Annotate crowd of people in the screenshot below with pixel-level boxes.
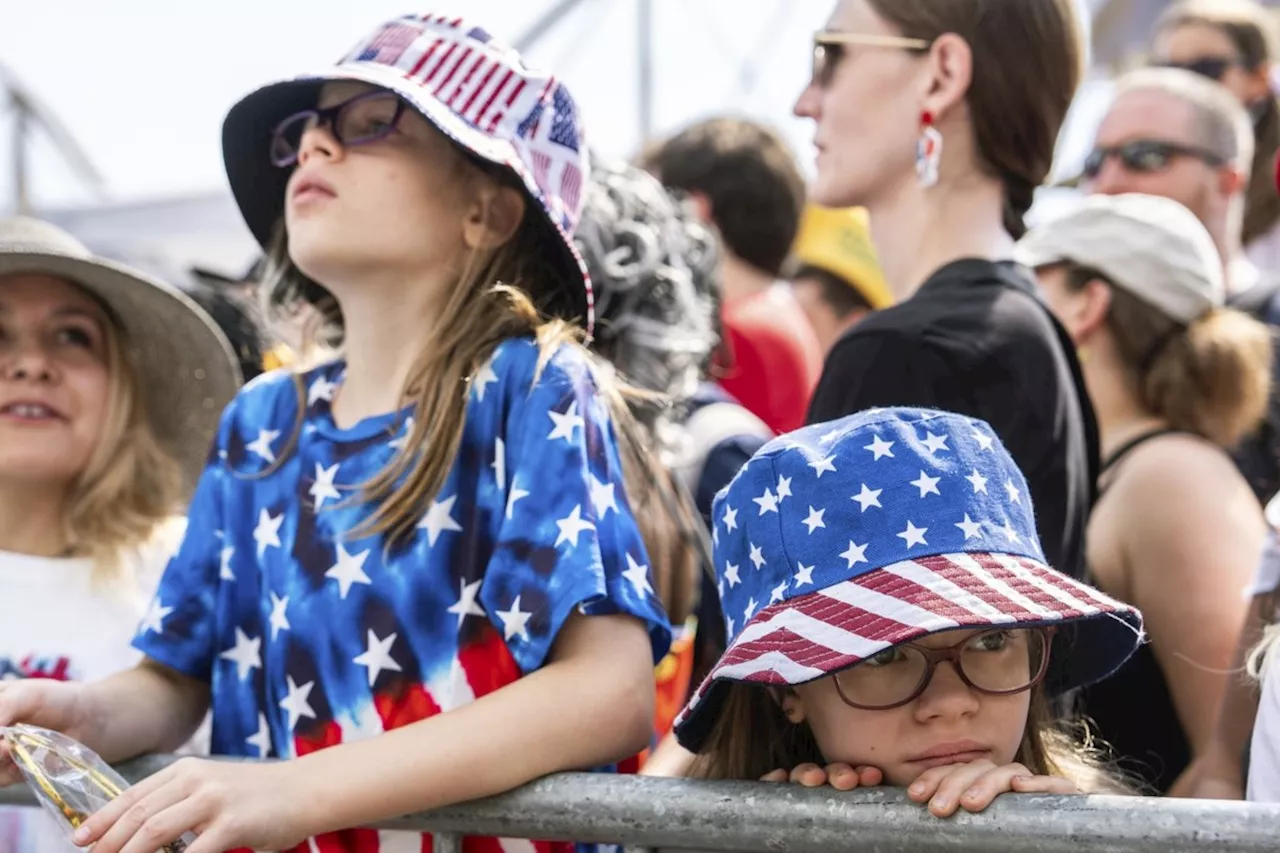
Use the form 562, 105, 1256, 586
3, 0, 1280, 851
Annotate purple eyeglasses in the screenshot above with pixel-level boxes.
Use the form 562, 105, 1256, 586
270, 90, 408, 168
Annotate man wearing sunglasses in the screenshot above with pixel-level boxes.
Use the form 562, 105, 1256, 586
1083, 66, 1280, 507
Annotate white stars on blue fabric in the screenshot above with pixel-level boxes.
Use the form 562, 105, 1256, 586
555, 504, 595, 548
624, 554, 654, 597
246, 429, 280, 464
802, 506, 826, 534
920, 432, 949, 455
472, 357, 499, 402
219, 546, 236, 582
130, 339, 670, 770
547, 401, 584, 443
447, 578, 485, 628
707, 408, 1043, 642
219, 628, 262, 681
309, 462, 341, 511
853, 484, 883, 512
865, 435, 895, 460
956, 514, 983, 541
910, 471, 941, 498
325, 544, 373, 599
841, 540, 869, 568
753, 489, 779, 516
353, 630, 402, 687
897, 521, 929, 549
139, 598, 173, 636
809, 455, 837, 478
590, 475, 619, 518
419, 494, 464, 546
253, 508, 284, 557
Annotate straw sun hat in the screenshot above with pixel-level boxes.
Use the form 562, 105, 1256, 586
0, 216, 242, 492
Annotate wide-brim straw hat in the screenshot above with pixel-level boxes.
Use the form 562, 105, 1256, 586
0, 216, 242, 493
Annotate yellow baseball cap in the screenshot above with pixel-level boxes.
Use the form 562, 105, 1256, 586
791, 206, 892, 310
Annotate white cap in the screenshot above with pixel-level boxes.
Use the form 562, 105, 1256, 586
1015, 193, 1224, 324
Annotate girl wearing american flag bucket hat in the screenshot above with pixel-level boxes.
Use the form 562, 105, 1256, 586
0, 13, 672, 853
672, 407, 1144, 814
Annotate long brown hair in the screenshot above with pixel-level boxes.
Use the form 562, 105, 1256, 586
259, 159, 684, 606
1065, 264, 1272, 448
1155, 0, 1280, 246
866, 0, 1084, 239
64, 309, 185, 585
688, 680, 1132, 794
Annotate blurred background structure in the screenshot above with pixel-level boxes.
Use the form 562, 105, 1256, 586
3, 0, 1279, 277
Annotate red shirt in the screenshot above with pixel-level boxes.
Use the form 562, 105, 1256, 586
716, 285, 823, 435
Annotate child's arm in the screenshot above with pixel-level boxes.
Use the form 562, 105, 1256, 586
70, 611, 653, 853
300, 610, 654, 826
0, 661, 209, 786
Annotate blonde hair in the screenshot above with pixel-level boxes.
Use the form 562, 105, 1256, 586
259, 162, 686, 606
63, 304, 185, 586
1065, 266, 1272, 448
688, 681, 1135, 794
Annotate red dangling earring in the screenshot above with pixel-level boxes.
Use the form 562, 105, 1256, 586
916, 110, 943, 188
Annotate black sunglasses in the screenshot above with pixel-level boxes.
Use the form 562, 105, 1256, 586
270, 90, 409, 168
1082, 139, 1226, 180
1156, 56, 1240, 82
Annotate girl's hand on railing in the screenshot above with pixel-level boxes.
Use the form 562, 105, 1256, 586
0, 680, 90, 787
905, 759, 1077, 817
760, 763, 883, 790
68, 756, 312, 853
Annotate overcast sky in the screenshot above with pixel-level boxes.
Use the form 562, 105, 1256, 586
2, 0, 847, 209
1, 0, 1109, 215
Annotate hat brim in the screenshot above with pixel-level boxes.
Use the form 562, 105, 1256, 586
0, 252, 242, 494
221, 63, 593, 333
673, 551, 1143, 753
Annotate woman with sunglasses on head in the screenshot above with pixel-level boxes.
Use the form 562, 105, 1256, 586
1019, 193, 1272, 796
0, 218, 240, 851
795, 0, 1098, 587
1152, 0, 1280, 270
674, 407, 1142, 811
0, 14, 671, 853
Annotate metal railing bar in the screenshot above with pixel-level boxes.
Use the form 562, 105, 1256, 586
4, 761, 1280, 852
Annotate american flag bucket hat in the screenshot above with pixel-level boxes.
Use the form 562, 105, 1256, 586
672, 407, 1144, 752
221, 13, 595, 336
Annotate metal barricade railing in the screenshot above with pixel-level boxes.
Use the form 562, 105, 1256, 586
3, 755, 1280, 852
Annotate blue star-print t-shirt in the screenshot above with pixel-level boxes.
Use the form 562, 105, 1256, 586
133, 337, 671, 853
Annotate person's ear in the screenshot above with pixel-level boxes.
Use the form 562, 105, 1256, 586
685, 191, 713, 225
1072, 276, 1113, 343
1242, 63, 1274, 107
919, 33, 973, 125
1218, 163, 1249, 198
773, 688, 807, 725
462, 182, 527, 251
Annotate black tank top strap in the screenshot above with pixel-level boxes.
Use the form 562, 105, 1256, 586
1101, 428, 1183, 473
1098, 427, 1184, 496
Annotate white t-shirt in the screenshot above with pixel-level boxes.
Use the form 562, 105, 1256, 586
1249, 629, 1280, 802
0, 519, 185, 852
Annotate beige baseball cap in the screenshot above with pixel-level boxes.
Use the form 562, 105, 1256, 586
1015, 193, 1224, 324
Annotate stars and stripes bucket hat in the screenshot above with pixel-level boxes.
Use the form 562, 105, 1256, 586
673, 407, 1144, 752
222, 13, 596, 336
